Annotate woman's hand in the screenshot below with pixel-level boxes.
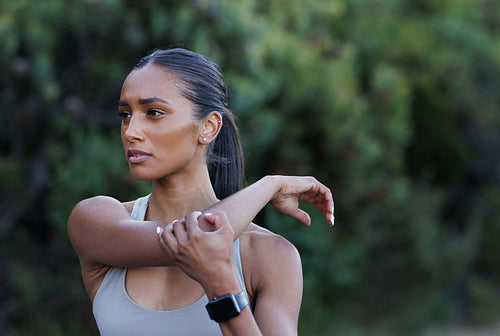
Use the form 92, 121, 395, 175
269, 176, 335, 226
157, 212, 241, 297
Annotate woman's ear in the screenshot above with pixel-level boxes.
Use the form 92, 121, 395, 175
199, 111, 222, 144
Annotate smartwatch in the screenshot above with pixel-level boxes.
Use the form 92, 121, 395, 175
206, 291, 249, 323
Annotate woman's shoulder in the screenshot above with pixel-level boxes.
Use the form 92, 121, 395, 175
241, 224, 298, 255
239, 224, 302, 306
71, 195, 135, 216
240, 223, 301, 273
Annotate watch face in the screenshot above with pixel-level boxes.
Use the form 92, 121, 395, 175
213, 296, 239, 318
207, 295, 240, 322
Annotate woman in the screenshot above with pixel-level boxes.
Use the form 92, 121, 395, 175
68, 48, 334, 335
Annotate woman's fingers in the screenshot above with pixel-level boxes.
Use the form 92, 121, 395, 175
323, 186, 335, 226
157, 211, 228, 260
294, 178, 334, 226
158, 224, 177, 256
291, 208, 312, 226
202, 212, 234, 242
184, 211, 203, 237
307, 182, 334, 226
214, 212, 233, 234
172, 219, 189, 245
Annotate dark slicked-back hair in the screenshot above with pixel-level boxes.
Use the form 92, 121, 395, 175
134, 48, 244, 199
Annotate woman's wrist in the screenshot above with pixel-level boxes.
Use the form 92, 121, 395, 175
202, 267, 241, 300
265, 175, 291, 204
262, 175, 283, 196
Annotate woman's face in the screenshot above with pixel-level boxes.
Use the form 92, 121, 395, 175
118, 64, 203, 181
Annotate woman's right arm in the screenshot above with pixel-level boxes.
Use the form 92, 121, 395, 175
68, 175, 334, 268
67, 195, 172, 267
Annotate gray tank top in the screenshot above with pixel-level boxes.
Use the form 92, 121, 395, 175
92, 195, 249, 336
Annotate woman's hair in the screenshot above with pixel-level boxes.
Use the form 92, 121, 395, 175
133, 48, 244, 199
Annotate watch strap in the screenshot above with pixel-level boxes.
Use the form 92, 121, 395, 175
234, 290, 249, 312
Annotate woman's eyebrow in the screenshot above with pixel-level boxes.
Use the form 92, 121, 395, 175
118, 97, 173, 107
138, 97, 172, 105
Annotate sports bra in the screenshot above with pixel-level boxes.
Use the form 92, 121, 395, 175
92, 195, 249, 335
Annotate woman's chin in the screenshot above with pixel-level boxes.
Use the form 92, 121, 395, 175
133, 176, 153, 181
129, 170, 157, 181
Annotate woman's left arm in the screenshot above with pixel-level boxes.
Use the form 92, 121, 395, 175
158, 211, 303, 335
235, 225, 303, 335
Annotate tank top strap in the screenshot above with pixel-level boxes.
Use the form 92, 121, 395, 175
232, 239, 248, 299
131, 194, 150, 220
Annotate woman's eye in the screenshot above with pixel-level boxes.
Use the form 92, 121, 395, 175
118, 111, 131, 121
147, 109, 164, 118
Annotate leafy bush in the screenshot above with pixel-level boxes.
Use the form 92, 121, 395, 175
1, 0, 499, 334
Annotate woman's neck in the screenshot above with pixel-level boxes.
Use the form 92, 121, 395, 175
146, 167, 219, 223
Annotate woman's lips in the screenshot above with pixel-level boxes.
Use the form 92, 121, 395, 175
127, 149, 152, 163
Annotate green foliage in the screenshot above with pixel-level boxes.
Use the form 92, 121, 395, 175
1, 0, 499, 334
467, 275, 500, 325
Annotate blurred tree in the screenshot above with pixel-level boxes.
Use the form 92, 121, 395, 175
0, 0, 499, 334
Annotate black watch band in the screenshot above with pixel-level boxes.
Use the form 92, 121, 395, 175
206, 290, 249, 323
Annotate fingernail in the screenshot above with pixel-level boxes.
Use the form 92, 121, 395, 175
330, 214, 335, 227
204, 212, 213, 216
156, 226, 162, 234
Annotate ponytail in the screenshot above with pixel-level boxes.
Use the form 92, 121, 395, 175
208, 111, 244, 199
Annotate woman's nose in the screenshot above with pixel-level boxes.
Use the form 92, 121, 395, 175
123, 115, 144, 142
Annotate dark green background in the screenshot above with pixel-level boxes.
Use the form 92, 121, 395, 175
1, 0, 499, 334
